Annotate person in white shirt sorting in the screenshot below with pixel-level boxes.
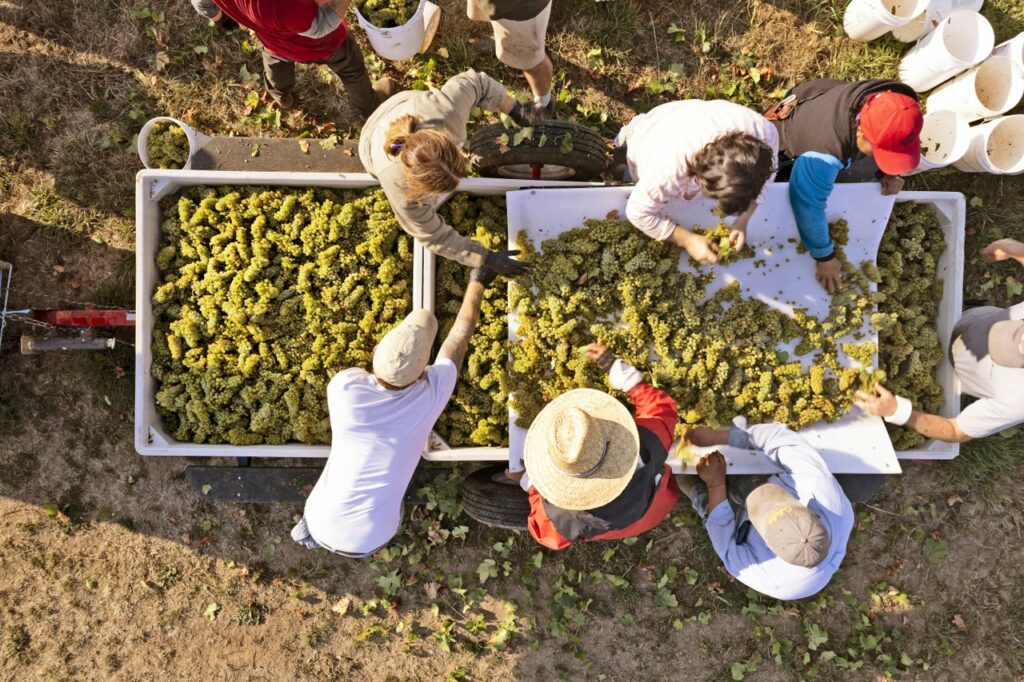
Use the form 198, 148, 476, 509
290, 269, 491, 557
855, 238, 1024, 442
679, 419, 854, 601
613, 100, 778, 265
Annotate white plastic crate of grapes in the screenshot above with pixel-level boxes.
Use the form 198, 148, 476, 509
134, 169, 588, 458
419, 187, 966, 468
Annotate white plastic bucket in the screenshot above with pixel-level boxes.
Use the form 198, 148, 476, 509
993, 32, 1024, 73
891, 0, 983, 43
898, 11, 994, 92
952, 115, 1024, 174
354, 0, 441, 61
137, 116, 210, 171
843, 0, 930, 42
908, 110, 971, 174
926, 56, 1024, 123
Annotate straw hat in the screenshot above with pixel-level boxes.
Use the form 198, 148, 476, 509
524, 388, 640, 511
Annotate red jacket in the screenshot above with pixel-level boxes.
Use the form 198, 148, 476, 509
527, 382, 681, 550
214, 0, 347, 61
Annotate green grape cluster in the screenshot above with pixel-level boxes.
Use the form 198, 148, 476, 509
692, 221, 753, 265
354, 0, 416, 27
433, 195, 511, 447
875, 203, 946, 450
147, 121, 190, 169
508, 219, 882, 435
151, 186, 413, 445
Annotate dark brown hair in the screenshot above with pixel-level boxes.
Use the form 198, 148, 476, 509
383, 115, 468, 202
689, 132, 776, 216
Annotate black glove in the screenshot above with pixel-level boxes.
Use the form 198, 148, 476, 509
216, 16, 239, 31
469, 266, 498, 287
483, 249, 530, 277
509, 101, 545, 127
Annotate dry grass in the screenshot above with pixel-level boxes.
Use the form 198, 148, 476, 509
1, 0, 1024, 679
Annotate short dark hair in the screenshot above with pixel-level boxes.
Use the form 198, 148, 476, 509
689, 132, 776, 216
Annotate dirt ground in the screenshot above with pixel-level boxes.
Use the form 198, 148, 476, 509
2, 0, 1024, 680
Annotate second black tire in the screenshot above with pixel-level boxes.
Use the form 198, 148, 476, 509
461, 465, 530, 531
469, 120, 607, 181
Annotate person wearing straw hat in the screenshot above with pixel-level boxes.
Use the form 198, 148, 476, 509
290, 270, 492, 557
506, 343, 681, 550
679, 419, 854, 601
765, 79, 923, 293
466, 1, 556, 116
855, 237, 1024, 443
360, 69, 543, 276
190, 0, 389, 117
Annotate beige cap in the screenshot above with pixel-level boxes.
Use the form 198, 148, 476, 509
989, 320, 1024, 368
372, 309, 438, 388
524, 388, 640, 511
746, 483, 830, 568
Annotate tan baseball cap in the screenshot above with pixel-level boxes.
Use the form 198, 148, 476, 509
372, 309, 438, 388
989, 320, 1024, 368
746, 483, 830, 567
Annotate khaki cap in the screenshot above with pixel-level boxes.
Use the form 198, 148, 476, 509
746, 483, 830, 568
989, 320, 1024, 368
372, 309, 438, 388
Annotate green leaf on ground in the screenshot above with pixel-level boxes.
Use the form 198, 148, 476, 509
477, 559, 498, 584
654, 587, 678, 609
204, 602, 220, 620
924, 537, 949, 563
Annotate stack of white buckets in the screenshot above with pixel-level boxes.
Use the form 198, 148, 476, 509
844, 0, 1024, 175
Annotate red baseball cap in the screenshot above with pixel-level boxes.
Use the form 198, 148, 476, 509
858, 91, 923, 176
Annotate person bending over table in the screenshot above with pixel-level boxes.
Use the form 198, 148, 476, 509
855, 238, 1024, 442
290, 270, 491, 557
505, 343, 680, 549
613, 100, 778, 265
766, 79, 923, 293
359, 69, 544, 277
679, 420, 855, 601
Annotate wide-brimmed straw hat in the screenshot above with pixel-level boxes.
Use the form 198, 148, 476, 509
524, 388, 640, 511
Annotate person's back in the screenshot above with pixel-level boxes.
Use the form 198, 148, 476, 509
208, 0, 346, 62
303, 362, 456, 554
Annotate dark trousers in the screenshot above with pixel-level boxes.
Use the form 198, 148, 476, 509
261, 37, 376, 117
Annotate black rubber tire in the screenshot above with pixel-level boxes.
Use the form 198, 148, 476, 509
461, 465, 530, 531
468, 120, 608, 181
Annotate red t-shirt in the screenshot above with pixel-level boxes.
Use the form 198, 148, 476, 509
214, 0, 347, 62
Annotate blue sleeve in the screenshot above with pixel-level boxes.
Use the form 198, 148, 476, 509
704, 502, 759, 576
789, 153, 843, 260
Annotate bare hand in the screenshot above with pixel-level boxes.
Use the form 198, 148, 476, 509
582, 342, 615, 371
816, 257, 843, 293
696, 451, 727, 487
854, 382, 897, 418
685, 234, 720, 265
504, 468, 525, 483
981, 238, 1024, 263
729, 226, 747, 251
879, 175, 904, 196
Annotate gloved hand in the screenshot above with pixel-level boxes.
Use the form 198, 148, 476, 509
216, 15, 239, 31
582, 342, 616, 372
509, 101, 545, 127
483, 249, 530, 277
469, 266, 498, 287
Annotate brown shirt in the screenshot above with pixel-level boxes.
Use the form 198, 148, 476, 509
359, 70, 508, 268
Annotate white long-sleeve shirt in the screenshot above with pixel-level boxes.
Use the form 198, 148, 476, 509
705, 421, 853, 601
615, 100, 779, 241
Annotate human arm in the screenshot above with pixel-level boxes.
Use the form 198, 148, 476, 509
879, 174, 904, 196
854, 383, 974, 442
788, 153, 843, 292
697, 451, 728, 515
981, 238, 1024, 266
582, 343, 679, 451
436, 275, 487, 373
298, 0, 348, 38
625, 180, 720, 264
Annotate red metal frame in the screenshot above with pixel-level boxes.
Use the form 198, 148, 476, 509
32, 309, 136, 327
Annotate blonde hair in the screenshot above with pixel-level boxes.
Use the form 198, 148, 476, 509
383, 115, 468, 203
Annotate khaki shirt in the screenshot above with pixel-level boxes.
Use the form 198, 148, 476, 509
360, 70, 508, 268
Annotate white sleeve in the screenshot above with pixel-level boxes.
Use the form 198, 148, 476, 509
426, 358, 459, 415
625, 177, 678, 242
955, 398, 1024, 439
608, 360, 644, 392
